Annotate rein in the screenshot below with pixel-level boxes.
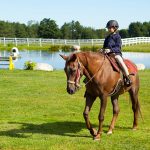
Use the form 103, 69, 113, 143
67, 54, 106, 88
84, 54, 106, 86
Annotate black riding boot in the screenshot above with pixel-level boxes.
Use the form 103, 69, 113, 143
125, 75, 132, 87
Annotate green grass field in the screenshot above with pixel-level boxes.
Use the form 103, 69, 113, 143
0, 70, 149, 150
122, 44, 150, 52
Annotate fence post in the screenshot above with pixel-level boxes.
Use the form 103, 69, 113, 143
52, 39, 54, 45
64, 39, 67, 45
39, 38, 42, 47
3, 37, 6, 46
91, 39, 94, 46
15, 38, 17, 46
27, 38, 29, 47
78, 39, 80, 46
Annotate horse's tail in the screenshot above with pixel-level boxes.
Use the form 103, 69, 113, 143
129, 89, 143, 121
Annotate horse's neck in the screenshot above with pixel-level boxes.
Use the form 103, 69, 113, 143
77, 52, 89, 68
78, 52, 105, 76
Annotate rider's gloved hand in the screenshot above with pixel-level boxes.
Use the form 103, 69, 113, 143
104, 49, 111, 53
99, 48, 104, 52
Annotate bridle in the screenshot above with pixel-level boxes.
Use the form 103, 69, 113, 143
67, 54, 106, 88
67, 59, 82, 88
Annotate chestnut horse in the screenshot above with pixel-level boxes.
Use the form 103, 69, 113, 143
60, 51, 140, 140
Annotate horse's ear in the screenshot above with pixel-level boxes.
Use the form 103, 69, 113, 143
69, 54, 77, 62
59, 54, 68, 61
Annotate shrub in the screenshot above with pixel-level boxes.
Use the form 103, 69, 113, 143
48, 45, 60, 51
24, 61, 36, 70
81, 46, 100, 52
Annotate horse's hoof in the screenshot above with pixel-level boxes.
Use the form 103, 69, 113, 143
94, 137, 100, 141
93, 134, 100, 141
132, 127, 137, 131
90, 128, 97, 136
132, 126, 137, 131
107, 130, 112, 135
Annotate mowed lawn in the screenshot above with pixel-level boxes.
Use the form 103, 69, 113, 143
0, 70, 149, 150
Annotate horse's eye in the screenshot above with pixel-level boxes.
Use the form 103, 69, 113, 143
66, 66, 76, 74
70, 68, 76, 73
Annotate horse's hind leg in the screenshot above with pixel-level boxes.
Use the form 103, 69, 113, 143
129, 86, 140, 130
83, 93, 96, 137
107, 95, 120, 134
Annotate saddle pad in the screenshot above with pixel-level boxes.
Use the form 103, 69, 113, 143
105, 55, 120, 72
124, 59, 138, 74
106, 54, 138, 74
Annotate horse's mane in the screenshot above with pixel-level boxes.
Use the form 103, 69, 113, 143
77, 51, 103, 56
75, 51, 104, 60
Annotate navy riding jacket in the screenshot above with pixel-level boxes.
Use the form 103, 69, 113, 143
103, 32, 122, 55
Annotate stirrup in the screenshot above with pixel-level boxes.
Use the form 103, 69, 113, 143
125, 76, 132, 87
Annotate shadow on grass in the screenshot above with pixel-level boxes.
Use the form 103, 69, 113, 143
0, 121, 91, 138
0, 121, 136, 138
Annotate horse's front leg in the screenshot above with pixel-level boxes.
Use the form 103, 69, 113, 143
94, 95, 107, 140
83, 93, 96, 137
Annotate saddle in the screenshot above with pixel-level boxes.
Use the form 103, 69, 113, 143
105, 54, 138, 96
105, 54, 138, 75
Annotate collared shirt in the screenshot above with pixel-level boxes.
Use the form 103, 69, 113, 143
103, 32, 122, 55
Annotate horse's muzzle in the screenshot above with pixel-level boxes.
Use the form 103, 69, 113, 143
67, 87, 76, 94
67, 80, 80, 95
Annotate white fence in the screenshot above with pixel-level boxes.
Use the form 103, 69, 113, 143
0, 37, 150, 47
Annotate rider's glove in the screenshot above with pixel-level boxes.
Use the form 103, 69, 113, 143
99, 48, 104, 52
104, 49, 111, 53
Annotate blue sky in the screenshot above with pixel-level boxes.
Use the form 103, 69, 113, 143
0, 0, 149, 29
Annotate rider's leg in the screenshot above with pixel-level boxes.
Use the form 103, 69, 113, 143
115, 55, 129, 76
115, 54, 132, 86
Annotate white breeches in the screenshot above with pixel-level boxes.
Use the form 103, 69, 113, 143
115, 55, 129, 76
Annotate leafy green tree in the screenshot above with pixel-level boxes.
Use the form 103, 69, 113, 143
119, 29, 129, 38
14, 23, 28, 37
128, 22, 144, 37
81, 27, 98, 39
61, 22, 72, 39
0, 21, 15, 37
38, 18, 61, 38
142, 22, 150, 36
27, 20, 39, 38
61, 21, 83, 39
96, 29, 107, 38
0, 19, 150, 39
71, 21, 83, 39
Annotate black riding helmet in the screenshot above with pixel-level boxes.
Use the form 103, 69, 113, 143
106, 20, 119, 29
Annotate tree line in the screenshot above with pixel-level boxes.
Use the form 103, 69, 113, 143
0, 18, 150, 39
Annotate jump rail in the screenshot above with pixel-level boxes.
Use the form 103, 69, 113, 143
0, 56, 14, 70
0, 37, 150, 47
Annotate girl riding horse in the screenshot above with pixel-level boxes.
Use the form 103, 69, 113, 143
101, 20, 132, 86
